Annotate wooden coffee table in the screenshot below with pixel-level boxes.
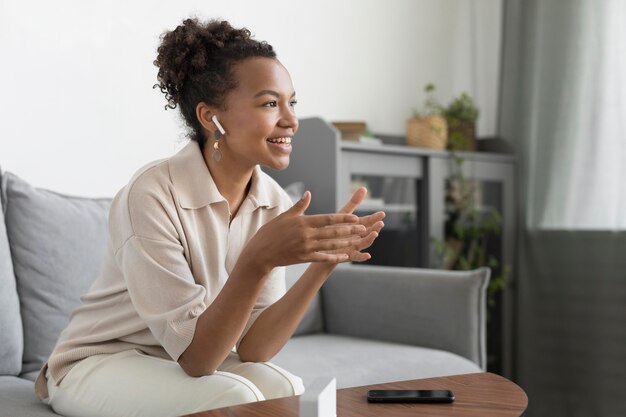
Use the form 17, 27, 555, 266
181, 372, 528, 417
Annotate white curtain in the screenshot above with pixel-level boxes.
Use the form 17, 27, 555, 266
504, 0, 626, 230
499, 1, 626, 416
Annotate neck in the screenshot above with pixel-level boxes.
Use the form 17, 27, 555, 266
202, 143, 254, 218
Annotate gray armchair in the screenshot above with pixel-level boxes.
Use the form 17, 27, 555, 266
274, 263, 489, 388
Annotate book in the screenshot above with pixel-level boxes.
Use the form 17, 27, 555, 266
332, 121, 367, 141
358, 136, 382, 145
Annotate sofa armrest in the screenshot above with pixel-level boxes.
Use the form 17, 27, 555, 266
320, 264, 489, 370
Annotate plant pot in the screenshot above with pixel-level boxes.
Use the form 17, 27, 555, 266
447, 119, 476, 151
406, 116, 448, 150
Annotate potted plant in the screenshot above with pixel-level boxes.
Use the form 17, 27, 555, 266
433, 152, 509, 312
444, 92, 479, 151
406, 83, 448, 150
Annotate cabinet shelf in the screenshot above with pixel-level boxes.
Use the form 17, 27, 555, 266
355, 203, 417, 213
266, 117, 516, 379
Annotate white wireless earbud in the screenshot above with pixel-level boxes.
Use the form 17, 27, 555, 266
211, 115, 226, 135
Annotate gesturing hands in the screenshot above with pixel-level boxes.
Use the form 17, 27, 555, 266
322, 186, 385, 262
244, 188, 385, 273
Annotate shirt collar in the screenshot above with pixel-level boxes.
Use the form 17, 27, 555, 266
169, 141, 282, 210
248, 165, 283, 210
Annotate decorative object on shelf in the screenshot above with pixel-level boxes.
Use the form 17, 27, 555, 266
357, 133, 383, 146
332, 121, 382, 145
444, 92, 479, 151
432, 151, 509, 312
406, 83, 448, 150
332, 121, 367, 141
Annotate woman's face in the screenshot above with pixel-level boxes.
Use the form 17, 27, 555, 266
216, 57, 298, 171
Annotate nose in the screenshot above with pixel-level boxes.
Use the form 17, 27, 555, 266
279, 106, 299, 134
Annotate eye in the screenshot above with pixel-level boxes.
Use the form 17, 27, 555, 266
263, 101, 278, 107
290, 99, 298, 107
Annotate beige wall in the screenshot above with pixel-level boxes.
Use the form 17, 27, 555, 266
0, 0, 501, 196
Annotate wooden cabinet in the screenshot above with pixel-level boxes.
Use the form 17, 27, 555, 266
265, 117, 517, 377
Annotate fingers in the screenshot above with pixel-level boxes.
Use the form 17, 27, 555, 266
313, 224, 367, 240
357, 230, 379, 251
305, 213, 360, 227
343, 231, 378, 255
367, 220, 385, 235
273, 189, 388, 266
349, 251, 372, 262
358, 211, 386, 227
320, 229, 380, 263
309, 252, 351, 263
339, 186, 368, 214
317, 219, 382, 242
309, 236, 364, 253
285, 190, 311, 216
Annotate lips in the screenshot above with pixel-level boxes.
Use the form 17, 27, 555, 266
266, 137, 292, 144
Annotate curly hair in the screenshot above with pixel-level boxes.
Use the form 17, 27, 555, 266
153, 18, 277, 149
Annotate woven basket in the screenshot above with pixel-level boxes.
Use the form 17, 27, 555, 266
406, 116, 448, 150
447, 119, 476, 151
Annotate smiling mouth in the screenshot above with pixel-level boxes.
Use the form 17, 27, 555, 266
266, 137, 292, 144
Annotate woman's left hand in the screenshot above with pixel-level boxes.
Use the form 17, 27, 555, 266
322, 187, 385, 262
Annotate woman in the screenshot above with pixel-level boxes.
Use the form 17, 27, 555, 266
35, 18, 384, 417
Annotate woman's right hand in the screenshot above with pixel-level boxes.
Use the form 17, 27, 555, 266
243, 191, 366, 274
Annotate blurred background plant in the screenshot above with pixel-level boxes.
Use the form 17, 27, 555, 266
431, 90, 507, 311
407, 83, 448, 150
433, 152, 509, 310
413, 83, 444, 117
444, 92, 480, 151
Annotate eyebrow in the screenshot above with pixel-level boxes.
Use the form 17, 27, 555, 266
254, 90, 297, 98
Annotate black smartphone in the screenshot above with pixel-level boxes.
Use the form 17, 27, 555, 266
367, 389, 455, 403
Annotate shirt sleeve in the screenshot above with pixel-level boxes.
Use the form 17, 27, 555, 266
115, 235, 206, 361
111, 178, 207, 362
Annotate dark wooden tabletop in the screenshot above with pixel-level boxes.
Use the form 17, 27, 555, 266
181, 372, 528, 417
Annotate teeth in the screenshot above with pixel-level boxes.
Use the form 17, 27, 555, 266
267, 137, 292, 144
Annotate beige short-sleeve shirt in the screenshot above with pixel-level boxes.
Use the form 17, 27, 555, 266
35, 141, 293, 400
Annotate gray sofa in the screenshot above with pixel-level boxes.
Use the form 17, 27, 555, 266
0, 168, 489, 416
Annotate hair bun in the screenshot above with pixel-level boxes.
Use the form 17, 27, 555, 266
154, 18, 258, 109
153, 17, 276, 149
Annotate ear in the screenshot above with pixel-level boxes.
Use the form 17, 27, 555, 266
196, 102, 221, 136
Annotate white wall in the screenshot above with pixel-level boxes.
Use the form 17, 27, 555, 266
0, 0, 501, 196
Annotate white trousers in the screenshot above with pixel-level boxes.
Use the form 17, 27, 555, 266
46, 349, 305, 417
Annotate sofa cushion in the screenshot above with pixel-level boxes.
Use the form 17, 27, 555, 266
0, 168, 23, 376
285, 262, 324, 336
321, 265, 489, 369
3, 172, 111, 374
19, 370, 40, 382
273, 334, 482, 389
0, 376, 59, 417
